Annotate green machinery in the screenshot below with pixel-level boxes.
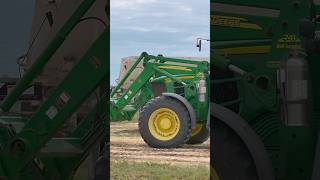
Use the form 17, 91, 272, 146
211, 0, 320, 180
110, 52, 210, 148
0, 0, 108, 179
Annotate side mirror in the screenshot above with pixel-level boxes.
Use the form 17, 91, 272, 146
299, 18, 315, 39
196, 38, 210, 52
197, 39, 202, 52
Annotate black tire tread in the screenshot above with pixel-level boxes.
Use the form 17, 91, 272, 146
213, 117, 259, 180
186, 124, 209, 144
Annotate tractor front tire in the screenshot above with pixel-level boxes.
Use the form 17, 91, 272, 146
139, 96, 191, 148
186, 123, 209, 144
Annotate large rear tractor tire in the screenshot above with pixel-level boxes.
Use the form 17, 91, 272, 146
139, 96, 191, 148
211, 103, 275, 180
213, 118, 259, 180
186, 123, 209, 144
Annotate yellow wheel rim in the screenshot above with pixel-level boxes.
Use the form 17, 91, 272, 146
148, 108, 180, 141
191, 123, 203, 137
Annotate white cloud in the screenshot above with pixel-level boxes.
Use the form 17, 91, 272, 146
182, 34, 210, 43
178, 5, 193, 12
113, 21, 180, 33
125, 26, 152, 32
111, 0, 158, 10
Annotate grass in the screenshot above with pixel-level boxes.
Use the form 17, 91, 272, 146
111, 160, 210, 180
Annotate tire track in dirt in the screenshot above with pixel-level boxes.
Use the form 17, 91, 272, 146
110, 122, 210, 166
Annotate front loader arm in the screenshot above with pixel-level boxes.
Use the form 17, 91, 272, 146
0, 0, 109, 179
0, 29, 108, 180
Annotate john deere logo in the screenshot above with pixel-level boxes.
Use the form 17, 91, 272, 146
278, 34, 301, 43
211, 15, 262, 30
276, 34, 302, 49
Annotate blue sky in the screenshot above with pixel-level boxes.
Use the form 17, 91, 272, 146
110, 0, 210, 84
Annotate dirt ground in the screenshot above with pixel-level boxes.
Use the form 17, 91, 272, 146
110, 122, 210, 167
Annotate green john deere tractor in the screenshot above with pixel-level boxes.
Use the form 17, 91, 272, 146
110, 53, 210, 148
211, 0, 320, 180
